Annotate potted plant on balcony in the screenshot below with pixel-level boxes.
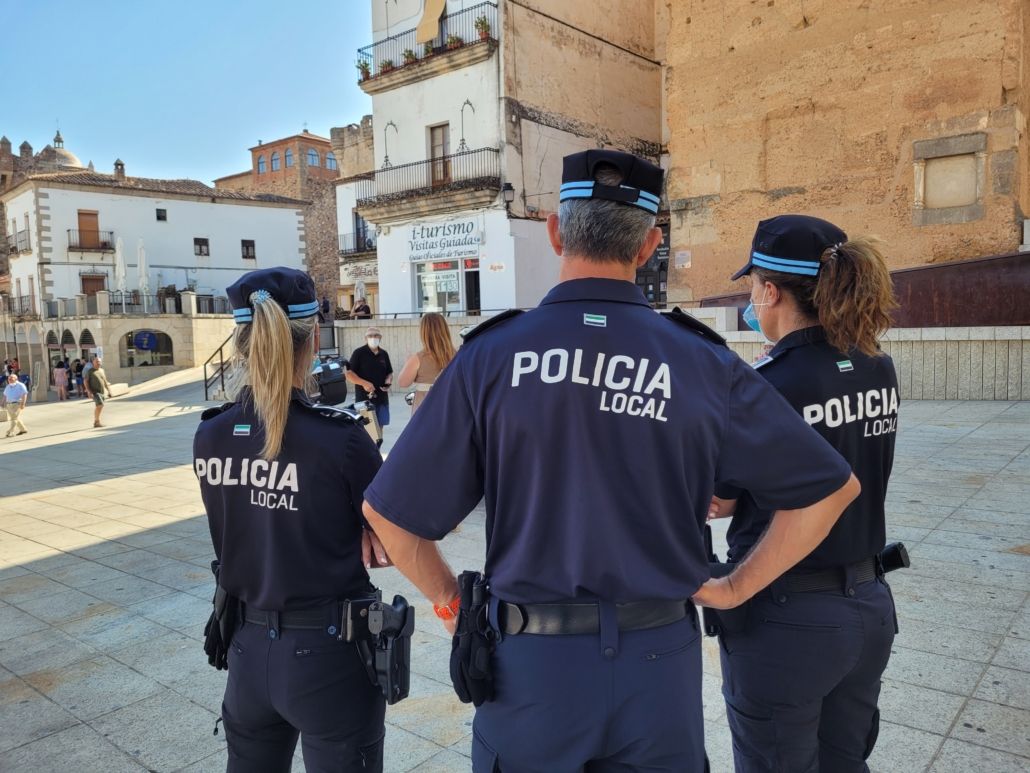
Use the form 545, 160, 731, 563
402, 48, 417, 65
380, 59, 395, 73
423, 41, 434, 57
446, 34, 464, 50
475, 15, 491, 40
356, 60, 371, 80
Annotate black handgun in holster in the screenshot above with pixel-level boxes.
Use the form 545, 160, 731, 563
203, 560, 238, 670
878, 542, 910, 574
362, 595, 414, 705
449, 570, 496, 706
701, 525, 750, 638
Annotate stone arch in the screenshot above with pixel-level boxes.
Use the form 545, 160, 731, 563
61, 329, 76, 346
46, 330, 58, 346
79, 328, 95, 347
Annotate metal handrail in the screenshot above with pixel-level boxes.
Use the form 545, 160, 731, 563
203, 333, 235, 401
357, 1, 498, 80
355, 147, 501, 205
68, 229, 115, 250
339, 232, 378, 255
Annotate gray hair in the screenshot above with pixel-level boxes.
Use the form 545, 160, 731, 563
557, 164, 657, 263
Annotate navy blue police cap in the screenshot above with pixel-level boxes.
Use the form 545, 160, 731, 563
227, 266, 319, 325
559, 149, 663, 215
731, 214, 847, 280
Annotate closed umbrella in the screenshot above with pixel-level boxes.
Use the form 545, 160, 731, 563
137, 239, 149, 314
114, 237, 127, 313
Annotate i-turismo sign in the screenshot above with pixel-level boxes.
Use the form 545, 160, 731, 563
408, 218, 481, 261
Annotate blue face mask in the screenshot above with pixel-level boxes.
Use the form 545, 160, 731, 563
311, 356, 321, 373
743, 303, 762, 333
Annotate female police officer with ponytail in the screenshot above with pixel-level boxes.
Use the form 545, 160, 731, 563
710, 215, 901, 772
194, 267, 391, 772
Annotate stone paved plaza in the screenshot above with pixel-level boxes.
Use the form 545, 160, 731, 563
0, 369, 1028, 772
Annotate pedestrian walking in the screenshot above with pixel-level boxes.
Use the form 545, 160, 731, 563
73, 359, 85, 397
346, 327, 392, 446
87, 356, 110, 427
194, 267, 400, 772
709, 215, 903, 772
395, 313, 455, 414
2, 373, 29, 437
53, 360, 69, 401
361, 150, 860, 772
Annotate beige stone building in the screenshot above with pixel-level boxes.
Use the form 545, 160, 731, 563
660, 0, 1030, 301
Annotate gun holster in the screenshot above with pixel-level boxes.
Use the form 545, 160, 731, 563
203, 560, 238, 670
357, 594, 414, 705
701, 562, 751, 637
449, 570, 496, 706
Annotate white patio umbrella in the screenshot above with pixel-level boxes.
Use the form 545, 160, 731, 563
137, 238, 149, 314
114, 237, 127, 313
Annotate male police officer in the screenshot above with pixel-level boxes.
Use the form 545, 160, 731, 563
362, 150, 861, 772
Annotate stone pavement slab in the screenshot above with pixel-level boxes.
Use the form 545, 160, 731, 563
0, 373, 1027, 771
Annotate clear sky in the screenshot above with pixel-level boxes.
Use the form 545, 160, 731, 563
1, 0, 373, 184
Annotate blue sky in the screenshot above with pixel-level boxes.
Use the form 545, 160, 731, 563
1, 0, 373, 184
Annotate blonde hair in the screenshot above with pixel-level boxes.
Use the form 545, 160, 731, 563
754, 235, 898, 357
420, 312, 456, 371
233, 294, 317, 460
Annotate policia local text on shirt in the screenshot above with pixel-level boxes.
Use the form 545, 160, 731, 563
360, 149, 860, 772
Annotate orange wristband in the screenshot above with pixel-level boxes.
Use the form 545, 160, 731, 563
433, 595, 461, 621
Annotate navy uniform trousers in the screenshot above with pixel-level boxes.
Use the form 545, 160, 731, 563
472, 604, 708, 772
223, 619, 386, 773
719, 576, 895, 773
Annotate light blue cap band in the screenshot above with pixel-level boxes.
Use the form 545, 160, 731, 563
750, 250, 821, 277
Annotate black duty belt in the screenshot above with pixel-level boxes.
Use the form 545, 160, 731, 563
498, 599, 693, 636
243, 597, 378, 641
783, 556, 879, 594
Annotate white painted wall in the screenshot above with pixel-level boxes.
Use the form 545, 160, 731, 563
371, 56, 500, 171
29, 186, 305, 300
511, 218, 559, 306
4, 187, 41, 304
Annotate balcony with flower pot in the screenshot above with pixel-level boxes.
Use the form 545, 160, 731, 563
356, 1, 497, 95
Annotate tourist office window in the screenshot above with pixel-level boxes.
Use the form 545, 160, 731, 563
120, 330, 174, 368
414, 258, 480, 314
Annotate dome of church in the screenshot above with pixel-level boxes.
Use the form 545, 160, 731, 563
39, 131, 84, 169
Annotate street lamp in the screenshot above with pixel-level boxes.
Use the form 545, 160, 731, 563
381, 121, 398, 169
502, 182, 515, 211
457, 99, 475, 153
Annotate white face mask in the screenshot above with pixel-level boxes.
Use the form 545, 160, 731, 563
367, 337, 381, 349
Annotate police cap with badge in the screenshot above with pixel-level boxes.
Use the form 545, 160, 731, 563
227, 266, 321, 325
731, 214, 847, 280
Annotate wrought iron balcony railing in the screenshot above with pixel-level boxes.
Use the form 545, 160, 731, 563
68, 229, 115, 251
356, 1, 497, 81
10, 294, 36, 316
8, 230, 31, 253
339, 231, 378, 255
355, 148, 501, 206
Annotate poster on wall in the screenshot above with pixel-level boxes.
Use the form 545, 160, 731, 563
407, 218, 482, 262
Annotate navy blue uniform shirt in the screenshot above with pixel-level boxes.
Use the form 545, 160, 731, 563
194, 389, 381, 610
718, 326, 899, 570
365, 279, 852, 604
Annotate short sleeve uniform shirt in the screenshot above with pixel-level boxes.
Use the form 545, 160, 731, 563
366, 279, 853, 603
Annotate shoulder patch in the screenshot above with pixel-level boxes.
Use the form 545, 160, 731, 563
461, 308, 525, 344
661, 308, 727, 347
752, 353, 777, 370
200, 402, 234, 421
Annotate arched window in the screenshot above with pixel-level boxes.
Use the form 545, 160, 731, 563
120, 330, 174, 368
326, 152, 338, 171
284, 148, 294, 167
46, 331, 58, 346
257, 155, 266, 174
271, 151, 281, 171
61, 329, 76, 347
307, 148, 320, 167
79, 328, 95, 347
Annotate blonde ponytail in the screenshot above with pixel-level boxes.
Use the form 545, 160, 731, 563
234, 292, 317, 460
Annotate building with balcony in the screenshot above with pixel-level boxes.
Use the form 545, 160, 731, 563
348, 0, 663, 316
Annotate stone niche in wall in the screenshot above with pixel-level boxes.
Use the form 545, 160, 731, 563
912, 132, 986, 226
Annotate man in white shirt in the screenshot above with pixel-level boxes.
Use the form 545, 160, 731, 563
2, 373, 29, 437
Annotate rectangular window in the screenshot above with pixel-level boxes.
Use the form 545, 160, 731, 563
156, 208, 167, 221
81, 274, 106, 296
76, 210, 100, 249
241, 239, 256, 259
194, 237, 210, 256
429, 124, 451, 187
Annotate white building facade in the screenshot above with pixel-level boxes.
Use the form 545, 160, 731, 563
2, 169, 305, 314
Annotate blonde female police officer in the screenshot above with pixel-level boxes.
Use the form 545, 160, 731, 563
711, 215, 901, 772
194, 267, 388, 772
360, 151, 862, 772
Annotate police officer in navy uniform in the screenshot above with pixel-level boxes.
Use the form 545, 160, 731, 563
360, 151, 861, 772
194, 267, 390, 772
710, 216, 901, 772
